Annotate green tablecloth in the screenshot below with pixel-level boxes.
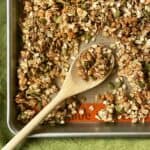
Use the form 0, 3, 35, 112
0, 1, 150, 149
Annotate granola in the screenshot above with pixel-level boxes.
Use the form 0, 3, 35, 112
76, 44, 113, 81
16, 0, 150, 124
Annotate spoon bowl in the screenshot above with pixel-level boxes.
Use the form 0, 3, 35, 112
62, 51, 115, 97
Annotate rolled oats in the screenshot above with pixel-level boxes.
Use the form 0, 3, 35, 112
16, 0, 150, 125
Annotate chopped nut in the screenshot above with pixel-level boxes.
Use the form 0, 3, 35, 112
79, 108, 85, 115
89, 105, 94, 112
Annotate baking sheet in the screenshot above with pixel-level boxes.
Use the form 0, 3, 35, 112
7, 0, 150, 137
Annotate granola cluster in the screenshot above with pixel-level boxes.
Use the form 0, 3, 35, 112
16, 0, 150, 124
76, 44, 113, 81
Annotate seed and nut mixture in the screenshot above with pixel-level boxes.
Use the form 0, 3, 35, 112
76, 44, 113, 81
16, 0, 150, 125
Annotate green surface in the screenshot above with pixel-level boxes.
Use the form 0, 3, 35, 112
0, 1, 150, 150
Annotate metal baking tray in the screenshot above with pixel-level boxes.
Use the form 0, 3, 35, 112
7, 0, 150, 137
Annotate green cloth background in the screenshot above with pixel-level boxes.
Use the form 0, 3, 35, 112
0, 1, 150, 149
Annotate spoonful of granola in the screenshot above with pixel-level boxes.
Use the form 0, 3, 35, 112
3, 43, 114, 150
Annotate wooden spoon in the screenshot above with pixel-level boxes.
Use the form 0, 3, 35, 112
3, 43, 114, 150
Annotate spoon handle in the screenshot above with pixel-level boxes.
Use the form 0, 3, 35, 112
2, 92, 66, 150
